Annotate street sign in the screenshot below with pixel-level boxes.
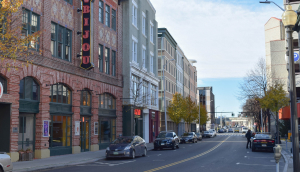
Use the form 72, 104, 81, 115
294, 52, 299, 62
0, 82, 3, 98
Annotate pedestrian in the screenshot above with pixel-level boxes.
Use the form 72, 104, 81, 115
245, 129, 252, 149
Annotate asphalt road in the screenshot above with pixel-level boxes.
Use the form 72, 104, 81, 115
38, 133, 285, 172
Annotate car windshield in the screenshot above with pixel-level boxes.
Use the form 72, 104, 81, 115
196, 133, 201, 136
209, 131, 213, 133
243, 128, 248, 130
182, 133, 193, 136
157, 132, 173, 138
112, 137, 133, 144
255, 134, 272, 139
204, 131, 209, 133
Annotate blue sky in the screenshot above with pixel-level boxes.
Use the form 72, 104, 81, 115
151, 0, 286, 117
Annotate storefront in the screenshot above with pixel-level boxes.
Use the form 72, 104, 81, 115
149, 110, 160, 143
80, 89, 92, 152
48, 83, 72, 156
98, 93, 117, 150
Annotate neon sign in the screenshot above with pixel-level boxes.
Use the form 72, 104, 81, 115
80, 0, 94, 70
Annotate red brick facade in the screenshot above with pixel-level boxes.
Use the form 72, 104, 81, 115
0, 0, 123, 157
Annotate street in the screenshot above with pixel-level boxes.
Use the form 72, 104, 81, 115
37, 134, 284, 172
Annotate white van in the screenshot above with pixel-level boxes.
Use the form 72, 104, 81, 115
242, 127, 248, 133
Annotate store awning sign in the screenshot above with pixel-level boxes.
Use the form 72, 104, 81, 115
0, 82, 3, 98
134, 109, 141, 118
80, 0, 94, 70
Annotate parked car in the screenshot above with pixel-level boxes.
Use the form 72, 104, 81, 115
234, 128, 239, 133
203, 131, 210, 138
0, 152, 13, 172
203, 131, 215, 138
106, 136, 147, 159
209, 129, 217, 136
195, 132, 202, 141
228, 128, 233, 133
180, 132, 197, 143
218, 129, 225, 133
154, 131, 180, 150
251, 134, 275, 152
242, 127, 248, 133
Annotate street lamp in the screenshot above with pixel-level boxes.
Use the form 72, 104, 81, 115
163, 58, 175, 132
281, 5, 299, 172
259, 1, 285, 11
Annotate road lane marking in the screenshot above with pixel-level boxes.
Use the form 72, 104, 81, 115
236, 162, 275, 167
144, 136, 230, 172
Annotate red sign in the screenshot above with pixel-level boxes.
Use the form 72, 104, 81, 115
134, 109, 141, 118
80, 0, 94, 70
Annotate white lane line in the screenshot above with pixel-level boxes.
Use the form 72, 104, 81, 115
157, 154, 161, 156
236, 162, 275, 167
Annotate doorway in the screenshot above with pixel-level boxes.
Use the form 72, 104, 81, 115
18, 113, 35, 152
80, 116, 90, 152
0, 103, 10, 152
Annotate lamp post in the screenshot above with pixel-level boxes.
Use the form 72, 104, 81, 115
282, 5, 300, 171
163, 58, 175, 132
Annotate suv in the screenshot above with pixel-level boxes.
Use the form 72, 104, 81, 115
154, 131, 180, 150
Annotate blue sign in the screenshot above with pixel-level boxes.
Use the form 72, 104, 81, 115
294, 52, 299, 62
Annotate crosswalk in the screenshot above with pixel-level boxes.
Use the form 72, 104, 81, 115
217, 133, 245, 136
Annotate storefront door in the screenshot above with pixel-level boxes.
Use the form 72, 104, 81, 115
80, 116, 90, 152
18, 113, 35, 152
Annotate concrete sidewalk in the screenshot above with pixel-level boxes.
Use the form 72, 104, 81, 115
280, 140, 295, 172
12, 143, 154, 172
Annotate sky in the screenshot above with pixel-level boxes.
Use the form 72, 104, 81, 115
151, 0, 284, 117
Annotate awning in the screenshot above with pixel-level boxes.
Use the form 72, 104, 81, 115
279, 103, 300, 120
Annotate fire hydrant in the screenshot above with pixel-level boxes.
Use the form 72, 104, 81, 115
273, 144, 282, 172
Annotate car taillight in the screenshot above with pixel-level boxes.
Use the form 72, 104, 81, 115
253, 140, 259, 142
268, 140, 275, 143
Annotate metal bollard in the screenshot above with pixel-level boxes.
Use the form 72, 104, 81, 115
273, 144, 282, 172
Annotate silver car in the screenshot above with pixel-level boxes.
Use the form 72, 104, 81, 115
0, 152, 13, 172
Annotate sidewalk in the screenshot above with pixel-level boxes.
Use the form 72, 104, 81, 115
12, 143, 154, 172
280, 139, 295, 172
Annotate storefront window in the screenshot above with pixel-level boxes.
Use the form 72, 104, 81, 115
98, 93, 116, 109
18, 114, 34, 151
49, 115, 72, 147
81, 89, 91, 106
99, 118, 116, 143
50, 84, 71, 104
19, 77, 39, 100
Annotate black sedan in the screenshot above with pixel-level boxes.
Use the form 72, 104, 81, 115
106, 136, 147, 159
251, 134, 275, 152
218, 129, 225, 133
195, 132, 202, 141
180, 132, 197, 143
154, 131, 180, 150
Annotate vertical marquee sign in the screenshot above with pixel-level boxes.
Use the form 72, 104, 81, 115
80, 0, 93, 70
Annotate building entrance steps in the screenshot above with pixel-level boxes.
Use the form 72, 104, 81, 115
12, 143, 154, 172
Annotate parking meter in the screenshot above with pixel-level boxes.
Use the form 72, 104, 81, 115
273, 144, 282, 163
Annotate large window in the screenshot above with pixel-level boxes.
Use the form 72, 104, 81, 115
132, 3, 137, 27
22, 9, 39, 50
49, 115, 72, 147
105, 5, 110, 27
51, 23, 72, 61
99, 93, 116, 110
142, 12, 146, 35
105, 48, 110, 74
150, 54, 154, 73
49, 84, 71, 104
99, 118, 116, 144
142, 81, 148, 104
151, 84, 156, 105
0, 75, 7, 93
112, 50, 116, 76
99, 0, 103, 23
142, 46, 146, 68
132, 75, 139, 97
112, 9, 116, 31
81, 89, 91, 106
19, 77, 39, 101
99, 44, 103, 72
150, 22, 154, 43
132, 40, 137, 62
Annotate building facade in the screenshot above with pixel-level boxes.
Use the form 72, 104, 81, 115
121, 0, 160, 143
0, 0, 123, 162
198, 87, 215, 130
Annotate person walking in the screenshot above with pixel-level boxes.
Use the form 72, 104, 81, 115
245, 129, 252, 149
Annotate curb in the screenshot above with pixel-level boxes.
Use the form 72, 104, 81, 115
281, 150, 289, 172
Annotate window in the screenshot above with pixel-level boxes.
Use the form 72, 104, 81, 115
0, 75, 7, 93
81, 89, 91, 106
142, 12, 146, 35
105, 48, 110, 74
51, 23, 72, 61
142, 81, 148, 104
150, 22, 154, 43
151, 84, 156, 105
49, 115, 71, 148
132, 75, 139, 97
22, 9, 40, 50
19, 77, 39, 101
132, 4, 137, 27
142, 46, 146, 68
150, 55, 154, 73
99, 93, 116, 109
112, 9, 116, 31
132, 40, 137, 62
50, 83, 71, 104
112, 50, 116, 76
105, 5, 110, 27
99, 0, 103, 23
64, 0, 72, 4
99, 118, 116, 144
99, 44, 103, 72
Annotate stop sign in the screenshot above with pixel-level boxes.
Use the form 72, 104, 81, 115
0, 82, 3, 98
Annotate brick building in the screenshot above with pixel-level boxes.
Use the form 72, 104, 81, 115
0, 0, 123, 162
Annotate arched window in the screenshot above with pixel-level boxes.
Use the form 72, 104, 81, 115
50, 83, 71, 104
81, 89, 91, 106
0, 75, 7, 93
99, 93, 116, 109
19, 77, 39, 100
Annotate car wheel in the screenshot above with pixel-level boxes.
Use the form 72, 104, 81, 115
176, 144, 179, 149
143, 148, 147, 157
131, 150, 135, 159
172, 143, 176, 150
